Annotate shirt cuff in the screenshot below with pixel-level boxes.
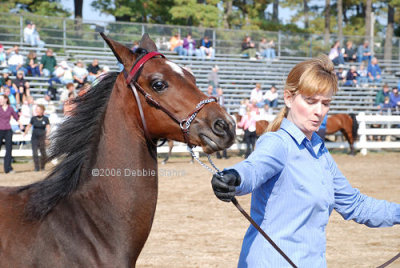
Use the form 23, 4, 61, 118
225, 164, 247, 196
395, 205, 400, 224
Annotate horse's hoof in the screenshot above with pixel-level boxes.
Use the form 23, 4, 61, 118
161, 161, 166, 165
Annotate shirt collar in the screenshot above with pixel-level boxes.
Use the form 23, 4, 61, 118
280, 118, 325, 156
280, 118, 306, 145
310, 132, 324, 156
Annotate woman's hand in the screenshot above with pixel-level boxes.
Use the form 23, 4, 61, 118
211, 169, 241, 202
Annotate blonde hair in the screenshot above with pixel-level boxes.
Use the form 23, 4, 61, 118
267, 55, 338, 132
27, 51, 36, 59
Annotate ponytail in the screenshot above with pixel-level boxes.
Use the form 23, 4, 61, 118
266, 106, 288, 133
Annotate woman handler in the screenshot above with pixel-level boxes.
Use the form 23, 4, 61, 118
211, 55, 400, 267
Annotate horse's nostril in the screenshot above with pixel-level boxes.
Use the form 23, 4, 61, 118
212, 119, 228, 136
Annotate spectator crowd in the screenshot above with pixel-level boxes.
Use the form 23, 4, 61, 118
0, 21, 112, 173
1, 26, 400, 173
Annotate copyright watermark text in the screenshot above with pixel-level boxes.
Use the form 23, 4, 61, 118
91, 168, 185, 177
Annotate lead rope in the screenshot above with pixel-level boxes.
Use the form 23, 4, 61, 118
187, 146, 298, 268
377, 253, 400, 268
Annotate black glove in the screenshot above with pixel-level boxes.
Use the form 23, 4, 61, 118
211, 169, 241, 202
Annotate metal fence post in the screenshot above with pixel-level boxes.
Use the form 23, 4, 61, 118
278, 30, 281, 57
104, 23, 107, 48
212, 29, 216, 54
309, 34, 313, 57
20, 15, 23, 45
142, 25, 145, 35
398, 37, 400, 62
63, 19, 66, 50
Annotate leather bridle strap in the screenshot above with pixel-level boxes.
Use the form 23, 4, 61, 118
130, 81, 181, 125
124, 51, 216, 148
125, 51, 164, 85
129, 82, 154, 144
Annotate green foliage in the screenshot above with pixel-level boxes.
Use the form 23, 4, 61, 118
0, 0, 69, 17
259, 20, 308, 33
227, 0, 270, 29
2, 0, 398, 41
91, 0, 176, 23
91, 0, 147, 22
29, 1, 70, 17
169, 0, 220, 27
342, 16, 365, 36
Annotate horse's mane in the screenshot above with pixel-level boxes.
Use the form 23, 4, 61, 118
18, 72, 119, 221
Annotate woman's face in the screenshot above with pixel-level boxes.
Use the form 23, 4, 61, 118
36, 106, 44, 116
285, 89, 333, 140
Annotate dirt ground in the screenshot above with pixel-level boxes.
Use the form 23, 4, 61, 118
0, 152, 399, 267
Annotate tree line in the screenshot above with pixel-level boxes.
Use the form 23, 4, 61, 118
2, 0, 400, 59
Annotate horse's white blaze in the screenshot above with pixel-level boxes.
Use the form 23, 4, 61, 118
166, 61, 184, 77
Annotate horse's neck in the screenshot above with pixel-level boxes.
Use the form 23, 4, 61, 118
76, 87, 158, 260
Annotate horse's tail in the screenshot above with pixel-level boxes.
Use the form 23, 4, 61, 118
350, 113, 359, 140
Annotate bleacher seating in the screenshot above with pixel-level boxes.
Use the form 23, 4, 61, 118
1, 41, 398, 117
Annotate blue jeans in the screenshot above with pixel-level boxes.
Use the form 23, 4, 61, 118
9, 65, 18, 75
173, 46, 185, 56
357, 76, 368, 85
264, 99, 278, 107
256, 101, 264, 108
26, 34, 45, 48
87, 75, 97, 83
183, 48, 197, 60
358, 54, 371, 63
332, 55, 345, 65
26, 65, 41, 76
368, 76, 382, 85
266, 48, 276, 59
49, 76, 73, 86
198, 47, 215, 60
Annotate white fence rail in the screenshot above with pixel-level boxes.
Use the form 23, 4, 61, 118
355, 113, 400, 155
1, 114, 399, 158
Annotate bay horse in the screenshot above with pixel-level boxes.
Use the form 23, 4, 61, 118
326, 113, 358, 155
161, 139, 194, 164
233, 112, 358, 155
0, 34, 235, 266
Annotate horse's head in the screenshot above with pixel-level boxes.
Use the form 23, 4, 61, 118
101, 33, 235, 154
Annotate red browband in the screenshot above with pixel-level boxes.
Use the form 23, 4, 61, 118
126, 51, 165, 84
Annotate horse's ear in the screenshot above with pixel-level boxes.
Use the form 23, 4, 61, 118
100, 32, 134, 66
139, 33, 158, 52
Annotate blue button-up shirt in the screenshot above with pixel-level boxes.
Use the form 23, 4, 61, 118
230, 118, 400, 267
367, 63, 382, 78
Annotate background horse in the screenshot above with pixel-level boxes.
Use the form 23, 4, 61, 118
161, 139, 194, 164
0, 34, 235, 266
233, 112, 358, 155
326, 113, 358, 155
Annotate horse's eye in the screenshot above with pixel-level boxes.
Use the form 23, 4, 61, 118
151, 81, 167, 92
